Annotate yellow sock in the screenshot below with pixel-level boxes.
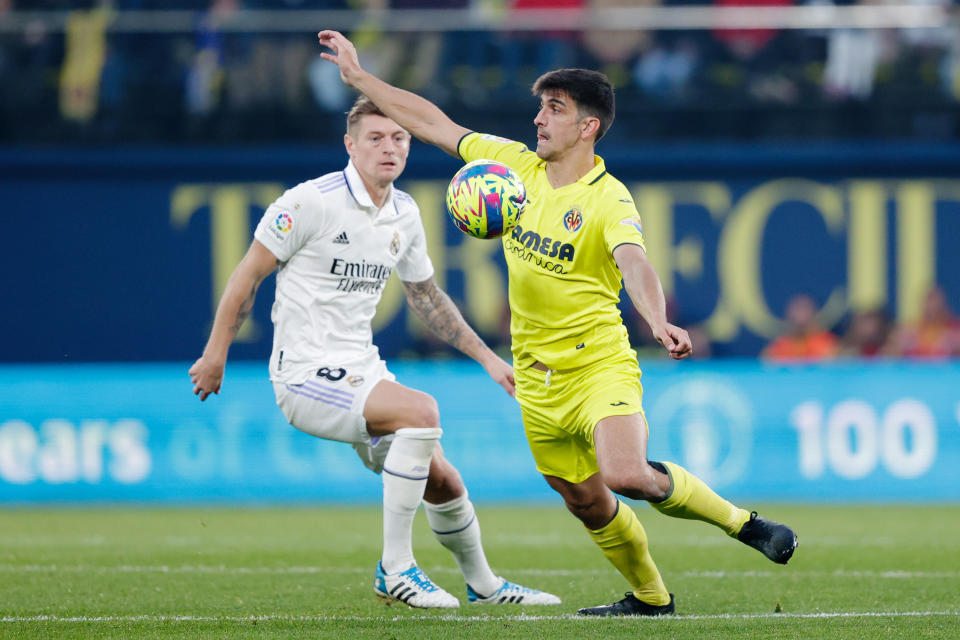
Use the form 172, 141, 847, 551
650, 461, 751, 537
586, 500, 671, 605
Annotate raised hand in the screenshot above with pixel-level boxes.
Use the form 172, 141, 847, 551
317, 30, 364, 85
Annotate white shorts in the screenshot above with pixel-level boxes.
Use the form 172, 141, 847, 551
272, 356, 396, 473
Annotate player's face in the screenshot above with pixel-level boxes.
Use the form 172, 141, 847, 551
533, 90, 590, 161
345, 115, 411, 187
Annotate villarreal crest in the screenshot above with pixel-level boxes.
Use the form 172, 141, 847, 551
563, 207, 583, 232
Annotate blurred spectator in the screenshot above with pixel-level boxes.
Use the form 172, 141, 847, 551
762, 294, 839, 361
369, 0, 465, 100
185, 0, 232, 117
883, 286, 960, 359
634, 34, 699, 102
500, 0, 583, 92
940, 1, 960, 100
711, 0, 792, 62
3, 2, 960, 143
59, 1, 112, 123
225, 1, 314, 115
838, 307, 890, 358
820, 0, 893, 101
582, 0, 655, 87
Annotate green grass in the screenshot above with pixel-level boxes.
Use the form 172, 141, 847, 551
1, 504, 958, 639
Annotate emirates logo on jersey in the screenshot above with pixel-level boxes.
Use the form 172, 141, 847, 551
389, 231, 401, 256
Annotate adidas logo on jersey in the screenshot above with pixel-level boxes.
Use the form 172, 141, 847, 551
333, 231, 350, 245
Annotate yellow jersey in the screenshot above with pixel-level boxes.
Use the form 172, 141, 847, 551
458, 132, 647, 370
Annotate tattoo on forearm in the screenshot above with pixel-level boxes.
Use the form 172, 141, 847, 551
403, 279, 483, 354
230, 283, 259, 336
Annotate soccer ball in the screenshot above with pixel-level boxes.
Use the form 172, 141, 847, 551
445, 160, 527, 239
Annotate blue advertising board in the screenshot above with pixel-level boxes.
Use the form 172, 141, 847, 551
1, 361, 958, 503
3, 142, 960, 361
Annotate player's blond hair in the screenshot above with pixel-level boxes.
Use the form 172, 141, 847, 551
346, 95, 387, 136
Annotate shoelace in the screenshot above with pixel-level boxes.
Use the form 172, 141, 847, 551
403, 566, 439, 592
498, 581, 534, 595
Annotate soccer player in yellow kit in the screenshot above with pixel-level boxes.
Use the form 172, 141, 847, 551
317, 30, 798, 616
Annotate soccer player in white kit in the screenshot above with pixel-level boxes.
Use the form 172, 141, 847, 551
189, 96, 560, 609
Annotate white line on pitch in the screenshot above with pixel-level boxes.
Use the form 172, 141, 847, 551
1, 611, 958, 623
0, 534, 907, 548
1, 565, 958, 579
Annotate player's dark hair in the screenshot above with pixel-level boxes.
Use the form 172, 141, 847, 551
346, 95, 387, 135
532, 69, 615, 142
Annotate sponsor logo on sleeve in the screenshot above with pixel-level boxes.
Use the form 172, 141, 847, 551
619, 217, 643, 234
480, 134, 514, 144
271, 212, 293, 240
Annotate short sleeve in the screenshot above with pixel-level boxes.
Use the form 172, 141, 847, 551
253, 183, 322, 262
395, 205, 435, 283
458, 132, 541, 176
602, 196, 647, 256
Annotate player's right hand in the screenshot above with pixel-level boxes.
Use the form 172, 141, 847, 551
654, 323, 693, 360
317, 30, 362, 85
188, 355, 225, 401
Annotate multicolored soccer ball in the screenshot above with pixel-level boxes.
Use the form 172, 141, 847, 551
445, 160, 527, 239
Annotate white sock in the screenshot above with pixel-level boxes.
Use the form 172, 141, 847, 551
424, 491, 501, 595
380, 427, 441, 575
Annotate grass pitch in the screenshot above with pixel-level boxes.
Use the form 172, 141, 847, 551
1, 504, 958, 639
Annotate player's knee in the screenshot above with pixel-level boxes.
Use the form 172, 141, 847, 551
563, 496, 613, 529
563, 494, 601, 519
604, 468, 666, 501
401, 392, 440, 430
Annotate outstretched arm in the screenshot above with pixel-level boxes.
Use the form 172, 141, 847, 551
613, 243, 693, 360
318, 30, 470, 157
402, 277, 515, 397
189, 240, 279, 400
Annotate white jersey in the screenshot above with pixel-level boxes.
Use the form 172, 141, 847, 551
253, 160, 434, 384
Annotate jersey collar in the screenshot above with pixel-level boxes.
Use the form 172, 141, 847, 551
344, 159, 395, 213
579, 156, 607, 186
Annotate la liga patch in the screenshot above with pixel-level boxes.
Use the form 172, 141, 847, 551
275, 212, 293, 233
619, 217, 643, 234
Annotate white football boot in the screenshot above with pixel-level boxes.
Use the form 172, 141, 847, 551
374, 562, 460, 608
467, 578, 561, 605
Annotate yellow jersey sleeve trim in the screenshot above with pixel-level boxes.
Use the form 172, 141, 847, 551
611, 241, 646, 254
456, 131, 476, 162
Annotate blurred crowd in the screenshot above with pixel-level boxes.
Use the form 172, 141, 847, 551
609, 285, 960, 362
760, 286, 960, 362
2, 0, 960, 144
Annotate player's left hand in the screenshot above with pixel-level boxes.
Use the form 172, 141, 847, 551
317, 30, 363, 86
188, 354, 225, 401
483, 355, 516, 398
654, 323, 693, 360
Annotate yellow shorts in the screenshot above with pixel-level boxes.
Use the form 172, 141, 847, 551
515, 350, 646, 485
